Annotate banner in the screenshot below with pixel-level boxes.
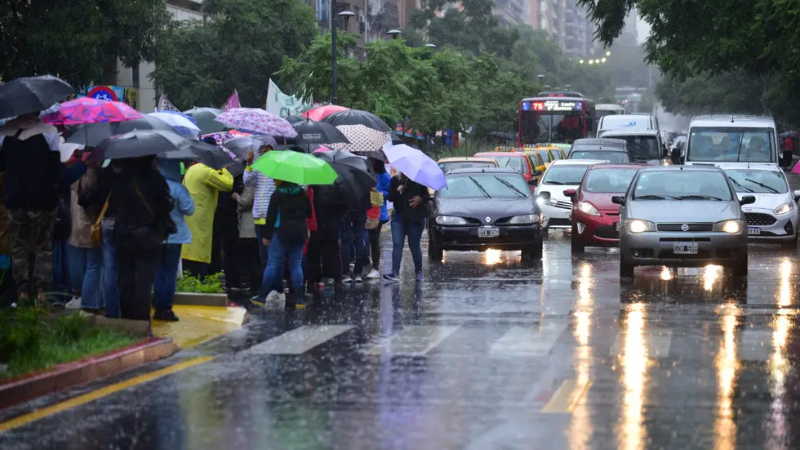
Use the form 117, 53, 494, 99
222, 90, 241, 111
266, 79, 312, 118
157, 93, 179, 112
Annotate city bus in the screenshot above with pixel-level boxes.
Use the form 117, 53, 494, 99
517, 92, 597, 151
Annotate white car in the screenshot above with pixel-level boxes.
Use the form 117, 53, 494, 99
534, 159, 607, 235
722, 165, 800, 248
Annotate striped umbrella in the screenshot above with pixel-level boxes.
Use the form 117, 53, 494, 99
329, 124, 390, 153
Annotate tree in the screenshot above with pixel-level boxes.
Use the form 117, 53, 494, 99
150, 0, 317, 110
656, 72, 764, 117
0, 0, 168, 86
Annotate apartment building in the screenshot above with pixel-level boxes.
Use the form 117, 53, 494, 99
493, 0, 528, 28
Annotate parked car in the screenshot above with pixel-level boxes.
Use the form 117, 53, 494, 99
428, 168, 544, 262
535, 159, 607, 235
615, 166, 754, 278
721, 165, 800, 249
564, 164, 641, 255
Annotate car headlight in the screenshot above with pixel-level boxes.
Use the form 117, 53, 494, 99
577, 201, 600, 216
509, 214, 536, 224
774, 202, 794, 215
714, 219, 744, 234
625, 219, 656, 233
435, 215, 468, 225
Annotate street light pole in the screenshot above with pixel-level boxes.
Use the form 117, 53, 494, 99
331, 0, 338, 105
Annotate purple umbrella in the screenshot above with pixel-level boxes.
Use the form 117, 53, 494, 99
382, 144, 447, 190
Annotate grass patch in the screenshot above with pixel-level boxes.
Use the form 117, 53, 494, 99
1, 309, 138, 380
176, 271, 225, 294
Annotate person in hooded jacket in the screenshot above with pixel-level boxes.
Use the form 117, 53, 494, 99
364, 158, 391, 279
384, 172, 431, 283
306, 183, 347, 288
153, 160, 195, 322
340, 189, 371, 283
234, 173, 261, 295
210, 172, 243, 289
253, 180, 311, 306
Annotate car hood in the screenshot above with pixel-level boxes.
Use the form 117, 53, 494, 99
581, 192, 621, 212
436, 197, 537, 225
536, 183, 579, 203
628, 200, 741, 222
737, 192, 793, 212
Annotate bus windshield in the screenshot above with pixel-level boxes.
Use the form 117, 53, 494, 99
687, 127, 776, 163
520, 111, 584, 145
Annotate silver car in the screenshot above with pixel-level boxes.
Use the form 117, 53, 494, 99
614, 166, 754, 278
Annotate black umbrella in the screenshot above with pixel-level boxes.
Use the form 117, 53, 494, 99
276, 144, 317, 153
315, 149, 375, 198
0, 75, 73, 119
294, 119, 350, 147
90, 130, 193, 161
66, 115, 175, 146
322, 109, 392, 133
159, 140, 233, 170
285, 115, 307, 124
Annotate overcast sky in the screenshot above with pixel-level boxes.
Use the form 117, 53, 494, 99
637, 16, 649, 43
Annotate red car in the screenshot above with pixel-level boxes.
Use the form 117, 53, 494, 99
474, 152, 539, 185
564, 164, 641, 255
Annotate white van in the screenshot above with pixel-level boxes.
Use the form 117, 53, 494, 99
684, 115, 779, 167
599, 129, 667, 164
596, 114, 659, 138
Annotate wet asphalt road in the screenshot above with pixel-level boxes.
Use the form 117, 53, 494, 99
3, 232, 800, 449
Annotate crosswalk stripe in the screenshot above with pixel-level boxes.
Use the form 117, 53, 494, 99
368, 325, 460, 356
740, 330, 774, 361
489, 320, 568, 357
610, 328, 673, 358
246, 325, 355, 355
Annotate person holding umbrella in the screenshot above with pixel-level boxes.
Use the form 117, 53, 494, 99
365, 158, 391, 279
243, 141, 277, 272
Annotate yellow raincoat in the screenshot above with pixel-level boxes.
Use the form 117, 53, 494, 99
181, 164, 233, 263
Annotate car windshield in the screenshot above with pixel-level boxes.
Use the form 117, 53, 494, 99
550, 150, 564, 160
633, 171, 733, 200
724, 169, 788, 194
606, 135, 660, 161
528, 150, 551, 163
439, 173, 530, 198
543, 165, 591, 185
687, 127, 776, 162
439, 161, 496, 173
571, 151, 629, 163
583, 168, 639, 193
488, 156, 526, 173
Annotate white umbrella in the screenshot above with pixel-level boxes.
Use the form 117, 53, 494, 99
149, 112, 201, 137
329, 124, 390, 153
382, 144, 447, 191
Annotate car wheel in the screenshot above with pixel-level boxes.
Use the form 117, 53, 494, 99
620, 257, 634, 278
428, 243, 444, 263
522, 241, 543, 261
571, 229, 584, 257
542, 228, 549, 240
732, 253, 748, 278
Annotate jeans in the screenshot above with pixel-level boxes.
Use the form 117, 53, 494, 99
52, 239, 71, 300
101, 219, 120, 318
256, 235, 306, 300
68, 245, 103, 309
391, 214, 424, 275
255, 226, 270, 273
117, 245, 161, 322
154, 244, 182, 312
340, 211, 367, 276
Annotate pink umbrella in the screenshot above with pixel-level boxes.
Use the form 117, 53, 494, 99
313, 146, 331, 153
215, 108, 297, 138
42, 97, 142, 125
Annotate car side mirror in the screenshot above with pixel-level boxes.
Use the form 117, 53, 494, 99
794, 190, 800, 200
611, 195, 626, 205
740, 195, 756, 206
528, 178, 539, 187
563, 188, 577, 198
537, 191, 550, 202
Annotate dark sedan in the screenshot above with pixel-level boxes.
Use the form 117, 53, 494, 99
428, 168, 544, 262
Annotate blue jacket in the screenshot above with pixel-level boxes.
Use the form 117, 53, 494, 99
159, 161, 196, 244
376, 172, 390, 222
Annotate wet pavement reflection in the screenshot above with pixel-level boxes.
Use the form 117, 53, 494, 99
4, 233, 800, 449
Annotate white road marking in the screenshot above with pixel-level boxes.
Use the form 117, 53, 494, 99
246, 325, 355, 355
367, 325, 460, 356
489, 320, 569, 357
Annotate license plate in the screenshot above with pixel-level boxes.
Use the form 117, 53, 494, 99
478, 227, 499, 238
673, 243, 698, 254
748, 227, 761, 235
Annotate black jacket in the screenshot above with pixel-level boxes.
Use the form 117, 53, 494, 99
262, 185, 312, 243
0, 133, 62, 211
214, 174, 244, 231
111, 159, 174, 246
387, 176, 431, 223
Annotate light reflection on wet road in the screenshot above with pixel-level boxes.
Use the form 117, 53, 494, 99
3, 233, 800, 449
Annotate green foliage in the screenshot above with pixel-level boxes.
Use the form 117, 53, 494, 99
150, 0, 318, 110
52, 312, 87, 342
0, 307, 41, 364
656, 72, 765, 117
0, 0, 168, 86
176, 272, 225, 294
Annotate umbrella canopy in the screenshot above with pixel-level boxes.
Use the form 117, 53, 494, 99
780, 131, 800, 138
42, 97, 142, 125
285, 115, 307, 124
223, 135, 278, 159
383, 144, 446, 190
294, 119, 350, 146
301, 105, 349, 121
252, 150, 337, 185
0, 75, 73, 119
314, 149, 375, 199
275, 144, 316, 153
66, 115, 175, 146
158, 139, 234, 170
216, 108, 297, 138
149, 112, 201, 137
322, 109, 391, 133
329, 124, 391, 153
90, 130, 192, 161
183, 107, 225, 134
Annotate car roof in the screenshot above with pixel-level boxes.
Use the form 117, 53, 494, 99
586, 163, 641, 171
475, 152, 526, 157
550, 159, 608, 166
572, 138, 627, 148
690, 115, 775, 128
438, 157, 497, 163
717, 164, 785, 173
600, 129, 659, 137
446, 167, 520, 175
639, 165, 723, 173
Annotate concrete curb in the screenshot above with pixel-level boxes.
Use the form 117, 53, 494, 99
173, 292, 229, 307
0, 337, 178, 411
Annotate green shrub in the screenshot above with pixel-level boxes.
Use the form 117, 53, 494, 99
176, 272, 225, 294
0, 307, 41, 364
51, 312, 87, 342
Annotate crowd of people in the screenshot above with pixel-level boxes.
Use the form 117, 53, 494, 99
0, 114, 434, 328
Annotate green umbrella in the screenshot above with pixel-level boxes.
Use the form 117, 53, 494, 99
252, 150, 337, 185
183, 107, 225, 134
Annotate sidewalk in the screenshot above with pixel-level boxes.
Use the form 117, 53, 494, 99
151, 305, 247, 349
